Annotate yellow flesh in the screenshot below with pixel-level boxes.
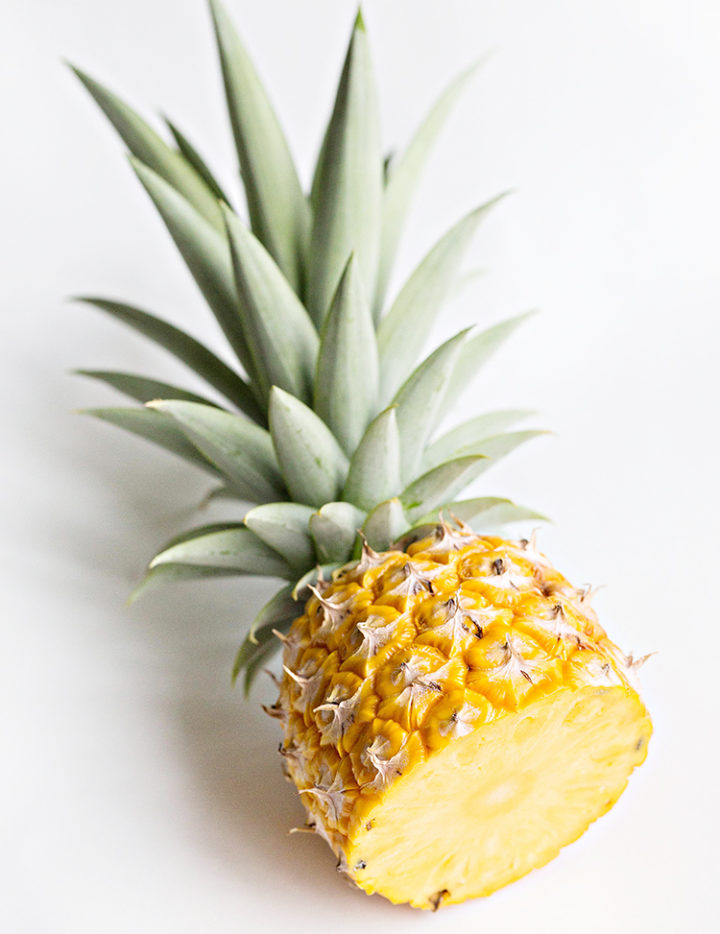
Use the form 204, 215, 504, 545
276, 529, 652, 909
346, 685, 650, 908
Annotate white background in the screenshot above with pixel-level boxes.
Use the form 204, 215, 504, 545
2, 0, 719, 931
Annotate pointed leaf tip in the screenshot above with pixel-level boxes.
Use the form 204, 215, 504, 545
75, 73, 224, 231
75, 370, 222, 409
343, 406, 401, 511
378, 200, 505, 401
355, 7, 366, 31
269, 387, 349, 507
374, 59, 491, 309
81, 406, 219, 475
164, 116, 231, 205
307, 11, 382, 324
148, 524, 294, 579
209, 0, 309, 290
75, 296, 262, 419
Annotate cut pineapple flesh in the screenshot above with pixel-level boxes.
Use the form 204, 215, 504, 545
277, 527, 652, 908
345, 685, 650, 908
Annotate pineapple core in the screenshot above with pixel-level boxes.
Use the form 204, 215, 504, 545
277, 527, 652, 909
345, 685, 649, 907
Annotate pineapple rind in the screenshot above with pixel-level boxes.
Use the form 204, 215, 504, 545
277, 525, 652, 907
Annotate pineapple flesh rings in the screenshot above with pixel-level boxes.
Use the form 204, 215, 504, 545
278, 524, 651, 909
72, 0, 653, 912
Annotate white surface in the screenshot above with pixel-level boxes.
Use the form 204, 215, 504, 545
2, 0, 719, 930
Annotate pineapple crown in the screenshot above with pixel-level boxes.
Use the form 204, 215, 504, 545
72, 0, 545, 690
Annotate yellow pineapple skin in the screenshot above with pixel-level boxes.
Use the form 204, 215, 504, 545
276, 528, 652, 909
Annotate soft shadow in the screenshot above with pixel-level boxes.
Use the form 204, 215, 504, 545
169, 649, 375, 908
47, 367, 398, 914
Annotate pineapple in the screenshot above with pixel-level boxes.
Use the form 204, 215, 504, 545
72, 1, 652, 911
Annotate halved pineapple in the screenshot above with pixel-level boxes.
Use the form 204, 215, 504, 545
72, 0, 652, 910
277, 527, 651, 908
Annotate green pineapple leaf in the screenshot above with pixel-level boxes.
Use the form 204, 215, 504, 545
392, 329, 471, 482
244, 503, 317, 574
376, 58, 487, 310
382, 150, 394, 182
309, 502, 366, 564
314, 254, 378, 455
269, 387, 349, 508
308, 126, 330, 214
81, 406, 217, 474
411, 434, 546, 507
74, 370, 224, 408
74, 298, 262, 421
209, 0, 309, 292
443, 311, 536, 406
420, 497, 549, 528
200, 484, 244, 503
148, 400, 285, 502
307, 11, 371, 214
424, 415, 539, 470
164, 117, 232, 205
129, 563, 242, 604
131, 522, 254, 603
244, 637, 284, 696
307, 14, 382, 325
232, 623, 271, 685
292, 564, 342, 600
245, 585, 299, 643
149, 524, 294, 578
400, 455, 486, 523
222, 205, 318, 406
130, 158, 257, 383
449, 266, 487, 300
148, 520, 250, 551
343, 406, 401, 512
377, 198, 506, 401
448, 430, 549, 465
74, 16, 549, 671
234, 620, 291, 696
362, 498, 409, 551
71, 66, 223, 231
